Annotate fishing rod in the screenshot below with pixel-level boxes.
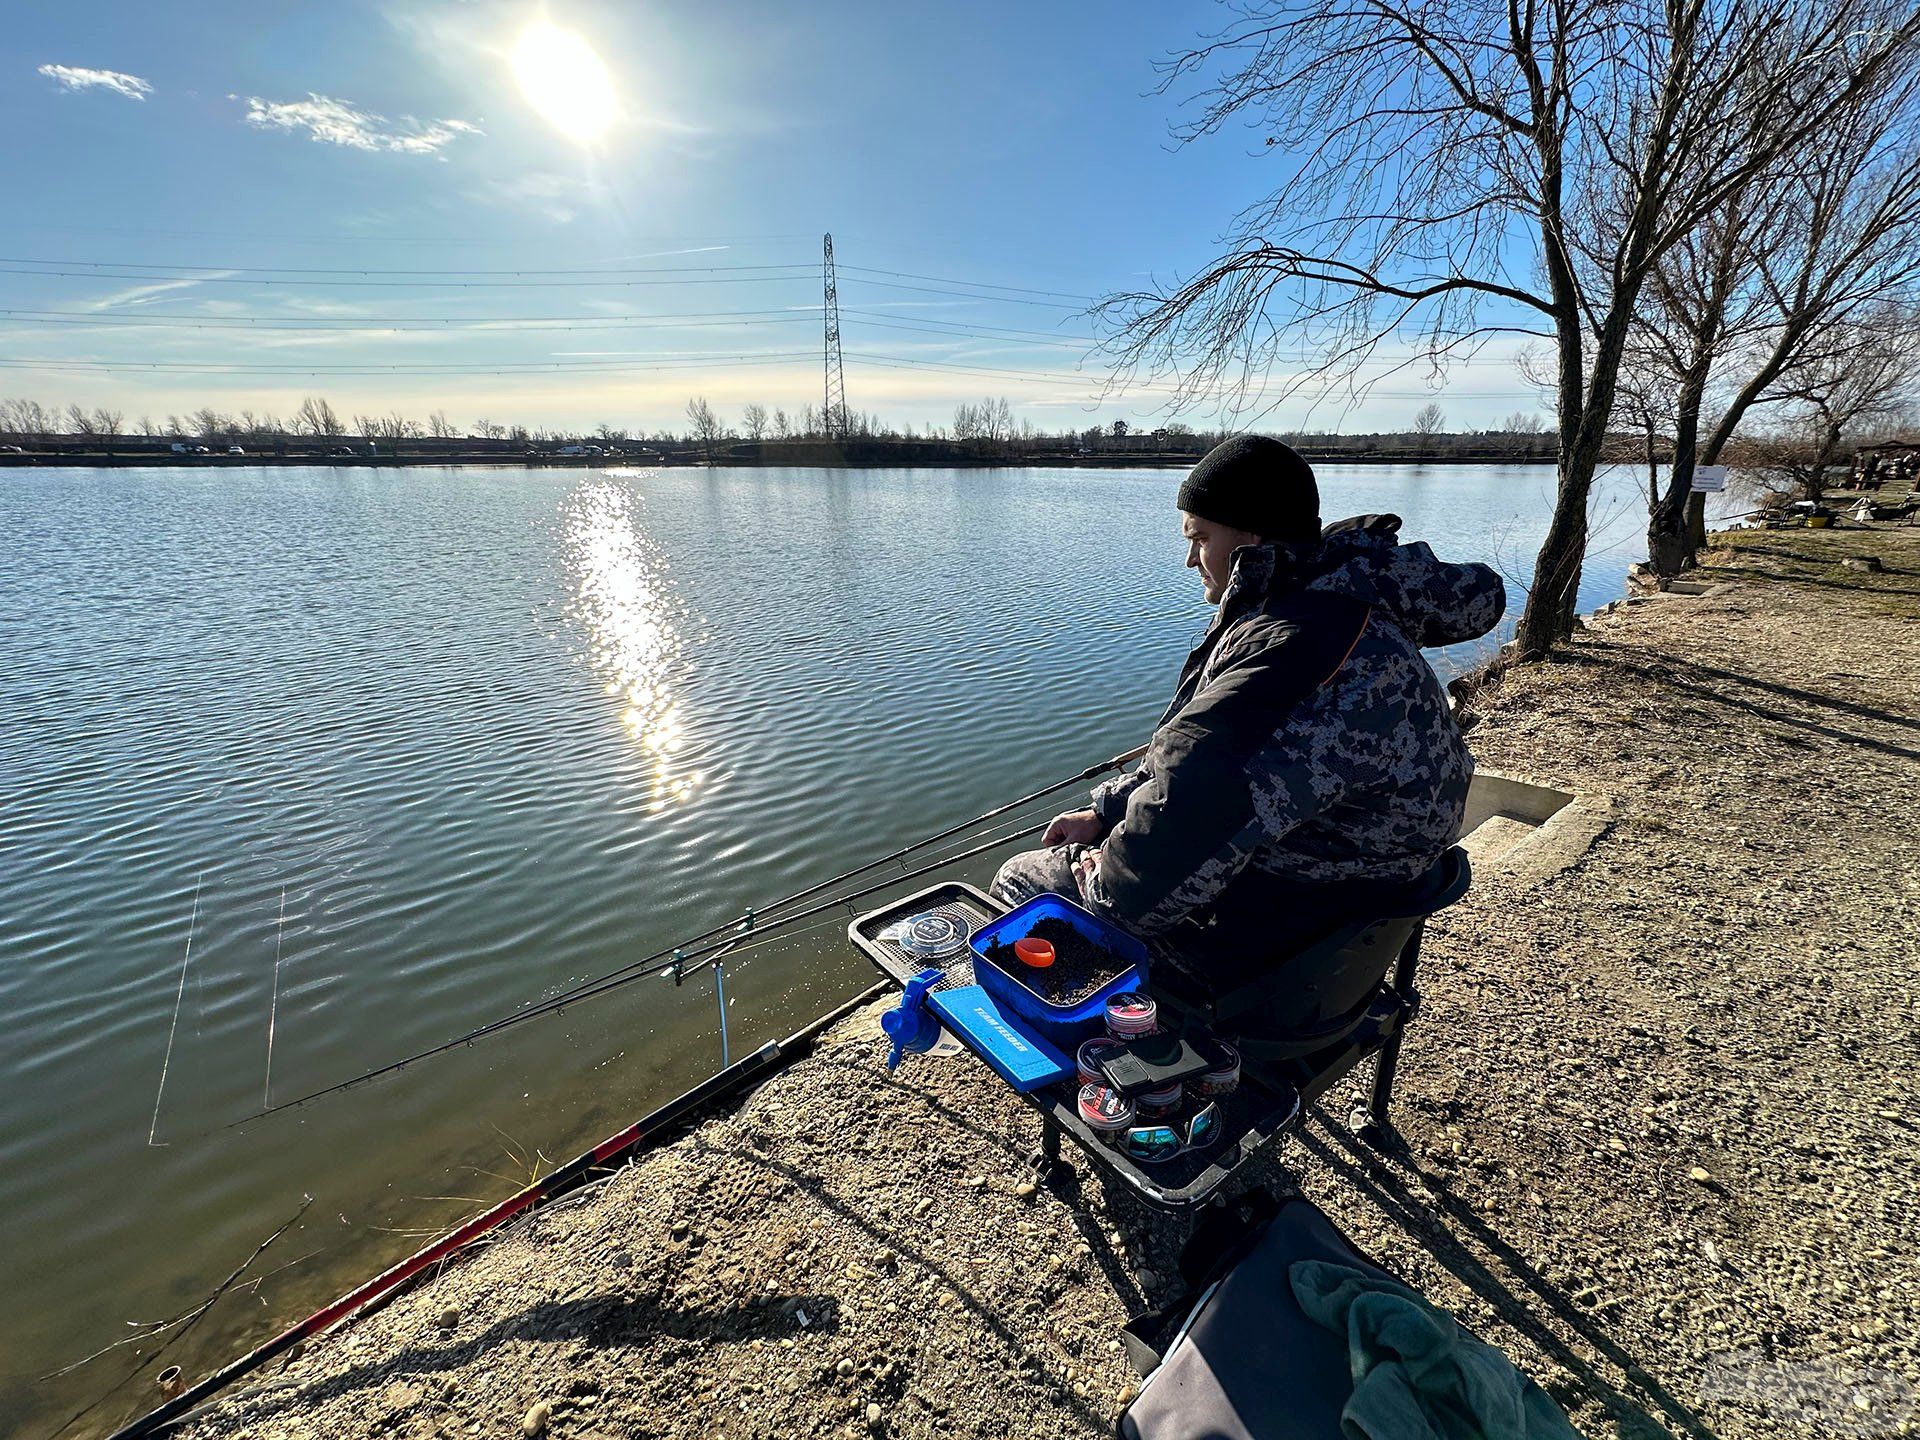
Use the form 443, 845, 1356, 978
108, 981, 894, 1440
626, 740, 1148, 954
228, 744, 1146, 1125
232, 815, 1046, 1123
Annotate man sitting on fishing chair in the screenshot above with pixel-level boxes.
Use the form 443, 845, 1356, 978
992, 435, 1504, 999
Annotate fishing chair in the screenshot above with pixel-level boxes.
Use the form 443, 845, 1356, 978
1152, 847, 1471, 1137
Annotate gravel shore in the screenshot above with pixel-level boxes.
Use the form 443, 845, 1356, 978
181, 522, 1920, 1440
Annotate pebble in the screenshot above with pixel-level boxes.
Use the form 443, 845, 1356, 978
866, 1402, 884, 1428
837, 1358, 856, 1377
437, 1306, 460, 1330
522, 1401, 552, 1437
1688, 1166, 1714, 1184
1014, 1182, 1037, 1199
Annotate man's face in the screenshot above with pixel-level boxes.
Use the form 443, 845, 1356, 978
1181, 511, 1264, 605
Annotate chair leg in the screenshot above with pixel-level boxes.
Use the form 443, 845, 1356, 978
1029, 1117, 1064, 1181
1364, 920, 1427, 1131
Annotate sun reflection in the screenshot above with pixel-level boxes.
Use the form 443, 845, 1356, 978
511, 22, 618, 143
562, 481, 702, 811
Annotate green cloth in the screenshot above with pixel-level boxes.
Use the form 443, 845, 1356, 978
1289, 1260, 1584, 1440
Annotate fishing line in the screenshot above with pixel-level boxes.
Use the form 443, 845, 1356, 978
230, 816, 1044, 1122
264, 888, 286, 1111
147, 873, 203, 1148
227, 749, 1143, 1125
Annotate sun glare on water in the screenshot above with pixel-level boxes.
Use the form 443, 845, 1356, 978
512, 22, 618, 142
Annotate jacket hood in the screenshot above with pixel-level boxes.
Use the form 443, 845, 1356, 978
1298, 514, 1507, 648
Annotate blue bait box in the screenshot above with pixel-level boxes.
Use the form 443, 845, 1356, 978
926, 984, 1075, 1092
968, 894, 1149, 1048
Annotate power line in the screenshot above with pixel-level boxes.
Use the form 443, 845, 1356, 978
0, 308, 824, 332
0, 256, 816, 277
844, 277, 1088, 310
0, 354, 817, 378
0, 256, 1098, 303
3, 223, 820, 247
839, 265, 1097, 302
840, 309, 1093, 342
843, 316, 1092, 350
0, 267, 819, 290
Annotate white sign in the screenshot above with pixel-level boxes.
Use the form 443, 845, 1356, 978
1692, 465, 1727, 493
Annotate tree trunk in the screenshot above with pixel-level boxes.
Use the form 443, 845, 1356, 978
1685, 492, 1708, 553
1646, 367, 1708, 578
1515, 301, 1641, 655
1515, 445, 1599, 655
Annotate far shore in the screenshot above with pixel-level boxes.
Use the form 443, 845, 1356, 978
0, 440, 1562, 472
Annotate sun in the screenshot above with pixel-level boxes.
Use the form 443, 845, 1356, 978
511, 22, 618, 143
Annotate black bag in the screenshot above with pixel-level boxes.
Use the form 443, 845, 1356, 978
1118, 1193, 1399, 1440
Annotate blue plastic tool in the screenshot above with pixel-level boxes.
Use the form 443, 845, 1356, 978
880, 967, 945, 1071
928, 984, 1076, 1092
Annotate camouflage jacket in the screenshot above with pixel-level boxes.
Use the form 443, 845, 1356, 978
1080, 515, 1504, 936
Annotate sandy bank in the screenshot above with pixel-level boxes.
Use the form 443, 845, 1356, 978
179, 522, 1920, 1440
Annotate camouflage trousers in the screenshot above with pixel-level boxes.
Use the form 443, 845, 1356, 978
989, 844, 1088, 910
992, 845, 1421, 993
989, 844, 1202, 981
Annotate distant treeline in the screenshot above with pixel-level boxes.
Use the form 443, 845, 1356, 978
0, 393, 1565, 466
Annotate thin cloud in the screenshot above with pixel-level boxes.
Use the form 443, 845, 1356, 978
87, 274, 236, 311
239, 94, 481, 157
38, 64, 152, 101
472, 173, 584, 224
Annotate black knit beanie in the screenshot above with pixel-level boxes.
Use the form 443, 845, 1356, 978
1176, 435, 1320, 543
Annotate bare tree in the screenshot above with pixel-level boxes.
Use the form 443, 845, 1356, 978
294, 396, 341, 438
65, 403, 97, 438
1640, 53, 1920, 572
1501, 411, 1549, 434
1763, 305, 1920, 501
92, 408, 124, 437
1103, 0, 1920, 654
685, 396, 724, 457
1411, 402, 1446, 438
427, 410, 458, 439
473, 418, 506, 440
4, 399, 58, 439
772, 407, 791, 440
741, 403, 770, 442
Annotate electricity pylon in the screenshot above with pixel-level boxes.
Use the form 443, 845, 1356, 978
822, 233, 848, 440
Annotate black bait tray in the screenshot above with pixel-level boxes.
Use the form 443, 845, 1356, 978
847, 882, 1006, 991
1034, 1072, 1301, 1210
848, 883, 1303, 1211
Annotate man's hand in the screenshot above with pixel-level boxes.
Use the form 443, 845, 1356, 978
1042, 808, 1105, 847
1071, 846, 1101, 898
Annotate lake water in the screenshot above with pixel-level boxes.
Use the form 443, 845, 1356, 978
0, 462, 1657, 1433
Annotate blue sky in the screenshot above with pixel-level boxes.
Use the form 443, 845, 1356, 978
3, 1, 1545, 434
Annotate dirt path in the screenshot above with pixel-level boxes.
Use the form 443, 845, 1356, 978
180, 523, 1920, 1440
